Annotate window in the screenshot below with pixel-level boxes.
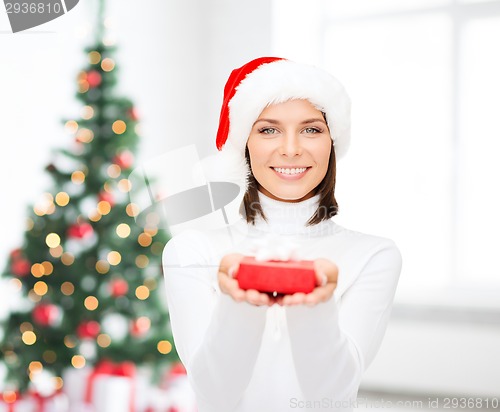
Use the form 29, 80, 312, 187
273, 0, 500, 308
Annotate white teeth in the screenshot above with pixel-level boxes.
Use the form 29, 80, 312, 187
273, 167, 307, 175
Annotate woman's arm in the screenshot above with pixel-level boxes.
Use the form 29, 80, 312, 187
162, 231, 268, 410
284, 240, 402, 401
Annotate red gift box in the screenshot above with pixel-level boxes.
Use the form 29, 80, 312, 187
236, 256, 316, 294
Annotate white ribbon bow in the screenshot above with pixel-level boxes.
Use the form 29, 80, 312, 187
249, 233, 301, 262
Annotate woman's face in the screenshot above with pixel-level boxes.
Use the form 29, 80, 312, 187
246, 99, 332, 203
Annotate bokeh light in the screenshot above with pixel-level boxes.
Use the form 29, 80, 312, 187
157, 340, 172, 354
135, 285, 150, 300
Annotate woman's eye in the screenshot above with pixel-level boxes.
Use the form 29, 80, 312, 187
259, 127, 278, 135
304, 127, 321, 134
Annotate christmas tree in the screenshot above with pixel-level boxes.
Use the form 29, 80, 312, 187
0, 1, 178, 396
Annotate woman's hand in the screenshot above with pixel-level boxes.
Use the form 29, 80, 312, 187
218, 253, 273, 306
281, 258, 338, 307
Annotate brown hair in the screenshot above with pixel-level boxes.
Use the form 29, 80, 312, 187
242, 140, 338, 226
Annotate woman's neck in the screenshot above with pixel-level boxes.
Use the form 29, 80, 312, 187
248, 190, 334, 236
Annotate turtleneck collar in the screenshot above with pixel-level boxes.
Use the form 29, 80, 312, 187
244, 190, 338, 237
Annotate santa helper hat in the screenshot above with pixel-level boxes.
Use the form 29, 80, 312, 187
201, 57, 351, 193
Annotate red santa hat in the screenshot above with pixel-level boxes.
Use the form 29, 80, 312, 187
203, 57, 351, 192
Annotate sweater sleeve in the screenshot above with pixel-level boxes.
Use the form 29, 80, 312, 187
162, 231, 268, 410
285, 240, 402, 401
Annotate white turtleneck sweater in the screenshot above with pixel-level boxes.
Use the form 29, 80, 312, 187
162, 192, 402, 412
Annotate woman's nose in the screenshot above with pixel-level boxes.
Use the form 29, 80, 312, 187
279, 133, 302, 157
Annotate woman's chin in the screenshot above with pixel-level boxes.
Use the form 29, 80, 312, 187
262, 187, 314, 203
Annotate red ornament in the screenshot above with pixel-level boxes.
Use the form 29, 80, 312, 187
113, 151, 134, 170
98, 191, 115, 207
87, 70, 102, 88
77, 320, 101, 339
10, 248, 23, 260
169, 362, 187, 377
130, 317, 150, 337
68, 222, 94, 239
127, 107, 139, 121
11, 258, 31, 277
33, 303, 60, 327
109, 278, 129, 297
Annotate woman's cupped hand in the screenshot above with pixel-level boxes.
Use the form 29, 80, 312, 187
218, 254, 338, 307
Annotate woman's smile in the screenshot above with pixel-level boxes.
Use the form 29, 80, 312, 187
271, 166, 311, 179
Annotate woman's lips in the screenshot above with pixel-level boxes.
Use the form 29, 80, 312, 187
271, 166, 311, 180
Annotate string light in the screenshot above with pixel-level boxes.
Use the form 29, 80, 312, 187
88, 51, 101, 64
107, 164, 121, 178
71, 355, 86, 369
84, 296, 99, 311
138, 233, 152, 247
71, 171, 86, 185
55, 192, 70, 206
117, 179, 132, 193
135, 255, 149, 268
54, 377, 64, 390
76, 128, 94, 144
41, 261, 53, 276
101, 58, 115, 72
45, 233, 61, 248
97, 200, 111, 215
135, 285, 150, 300
2, 391, 17, 404
34, 193, 55, 216
10, 278, 22, 291
97, 334, 111, 348
157, 340, 172, 355
144, 227, 158, 237
126, 203, 140, 217
107, 251, 121, 266
112, 120, 126, 135
22, 331, 37, 345
4, 351, 18, 365
116, 223, 131, 238
103, 182, 113, 194
61, 253, 75, 266
34, 281, 48, 296
95, 260, 110, 274
28, 290, 42, 303
49, 245, 63, 258
65, 120, 79, 134
31, 263, 45, 278
26, 217, 34, 231
81, 105, 95, 120
64, 335, 77, 348
29, 361, 43, 374
78, 77, 90, 93
89, 210, 102, 222
20, 322, 33, 333
61, 282, 75, 296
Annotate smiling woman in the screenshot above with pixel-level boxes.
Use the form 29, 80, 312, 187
162, 57, 402, 412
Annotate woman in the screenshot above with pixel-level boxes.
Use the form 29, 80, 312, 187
163, 57, 402, 412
